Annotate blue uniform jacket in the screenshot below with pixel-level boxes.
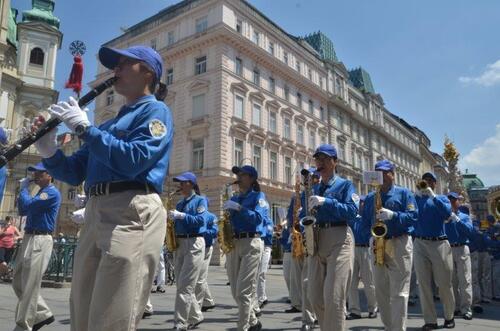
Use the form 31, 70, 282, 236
18, 184, 61, 233
229, 189, 270, 235
414, 194, 452, 237
287, 195, 306, 233
204, 212, 218, 247
175, 194, 208, 235
445, 211, 473, 245
361, 185, 418, 238
349, 215, 371, 245
302, 175, 358, 226
43, 95, 174, 194
280, 227, 291, 252
468, 228, 500, 253
262, 217, 274, 246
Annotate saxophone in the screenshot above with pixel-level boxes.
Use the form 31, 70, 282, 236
300, 170, 317, 256
165, 189, 180, 252
291, 178, 305, 259
218, 182, 236, 254
371, 186, 387, 266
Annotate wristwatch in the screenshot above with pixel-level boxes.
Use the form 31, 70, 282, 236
75, 123, 90, 137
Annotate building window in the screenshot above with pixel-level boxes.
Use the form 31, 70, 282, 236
308, 99, 314, 114
253, 145, 262, 174
296, 61, 301, 72
106, 90, 114, 106
364, 156, 370, 171
234, 94, 244, 119
192, 139, 204, 170
309, 130, 315, 149
167, 31, 175, 46
283, 118, 291, 139
338, 141, 346, 160
320, 106, 325, 121
284, 51, 289, 65
195, 16, 208, 33
252, 103, 261, 126
234, 139, 244, 165
308, 68, 312, 80
269, 111, 277, 133
335, 77, 343, 96
320, 134, 326, 145
338, 114, 344, 131
29, 47, 44, 65
268, 41, 274, 55
236, 19, 242, 34
195, 56, 207, 75
356, 152, 362, 169
252, 30, 260, 44
285, 157, 292, 185
269, 77, 275, 94
297, 124, 304, 145
235, 57, 242, 76
284, 85, 290, 101
166, 68, 173, 86
253, 68, 260, 86
296, 92, 302, 109
150, 38, 157, 50
192, 94, 205, 118
269, 151, 278, 180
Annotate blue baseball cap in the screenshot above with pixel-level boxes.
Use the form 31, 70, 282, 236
27, 162, 47, 172
422, 172, 437, 182
374, 159, 394, 172
98, 46, 163, 84
313, 144, 337, 159
458, 205, 470, 215
447, 192, 460, 200
173, 171, 197, 185
232, 165, 258, 179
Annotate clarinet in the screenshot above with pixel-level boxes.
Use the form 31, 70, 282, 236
0, 77, 116, 168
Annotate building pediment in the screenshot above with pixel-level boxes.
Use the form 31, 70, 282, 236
17, 21, 62, 46
280, 107, 293, 117
265, 99, 280, 110
249, 91, 265, 103
187, 79, 210, 92
230, 82, 249, 94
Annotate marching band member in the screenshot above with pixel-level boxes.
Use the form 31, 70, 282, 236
361, 160, 417, 331
306, 144, 358, 331
256, 216, 274, 309
223, 165, 270, 331
414, 172, 455, 330
279, 219, 292, 301
169, 171, 209, 330
445, 192, 473, 320
347, 195, 378, 320
196, 210, 218, 312
36, 45, 173, 331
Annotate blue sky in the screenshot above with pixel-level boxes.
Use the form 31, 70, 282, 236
11, 0, 500, 185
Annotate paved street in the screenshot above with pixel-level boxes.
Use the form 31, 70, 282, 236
1, 265, 499, 331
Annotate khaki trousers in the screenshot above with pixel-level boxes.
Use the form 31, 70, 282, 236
290, 256, 303, 310
414, 238, 455, 324
307, 226, 354, 331
301, 256, 316, 325
349, 246, 378, 315
70, 190, 166, 331
282, 251, 292, 298
12, 234, 53, 331
373, 235, 412, 331
195, 245, 215, 307
174, 237, 205, 328
226, 237, 263, 331
451, 245, 472, 314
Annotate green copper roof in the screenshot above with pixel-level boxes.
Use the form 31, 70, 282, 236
462, 173, 485, 190
349, 67, 375, 94
22, 0, 60, 29
303, 31, 338, 62
7, 8, 18, 47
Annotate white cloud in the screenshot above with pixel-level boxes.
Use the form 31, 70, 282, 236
461, 123, 500, 186
459, 59, 500, 86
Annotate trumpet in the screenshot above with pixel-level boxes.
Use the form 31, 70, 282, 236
416, 180, 428, 190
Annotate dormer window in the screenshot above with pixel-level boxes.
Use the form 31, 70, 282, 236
29, 47, 44, 66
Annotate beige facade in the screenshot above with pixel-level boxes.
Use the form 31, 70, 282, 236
91, 0, 444, 263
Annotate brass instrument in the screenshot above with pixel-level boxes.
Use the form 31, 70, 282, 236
300, 170, 317, 256
416, 180, 428, 190
372, 186, 387, 266
489, 197, 500, 219
291, 178, 306, 259
218, 182, 237, 254
165, 189, 180, 252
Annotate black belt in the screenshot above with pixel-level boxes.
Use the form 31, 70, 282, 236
25, 230, 51, 235
317, 221, 347, 229
416, 236, 448, 241
451, 243, 466, 247
386, 233, 408, 240
233, 232, 260, 239
355, 243, 370, 247
88, 181, 157, 197
176, 234, 203, 238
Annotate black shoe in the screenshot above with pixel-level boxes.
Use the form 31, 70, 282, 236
226, 282, 230, 286
368, 311, 378, 319
188, 320, 203, 329
142, 311, 153, 319
286, 298, 291, 303
157, 285, 166, 293
346, 313, 362, 320
444, 318, 455, 328
33, 316, 55, 331
463, 312, 473, 320
454, 310, 461, 317
473, 305, 483, 314
201, 305, 215, 312
259, 300, 268, 309
285, 306, 301, 313
421, 323, 439, 331
249, 321, 262, 331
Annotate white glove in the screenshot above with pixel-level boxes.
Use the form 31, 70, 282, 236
449, 212, 460, 223
308, 196, 326, 209
420, 187, 436, 198
19, 177, 30, 190
48, 96, 90, 132
223, 200, 241, 211
70, 208, 85, 224
73, 194, 87, 208
34, 128, 58, 159
377, 208, 395, 221
169, 210, 186, 220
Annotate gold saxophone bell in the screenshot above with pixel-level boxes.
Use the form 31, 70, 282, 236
416, 180, 428, 190
371, 221, 387, 238
218, 181, 236, 254
165, 189, 180, 252
372, 186, 386, 266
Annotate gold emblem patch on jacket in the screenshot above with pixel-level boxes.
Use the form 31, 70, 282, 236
149, 119, 167, 139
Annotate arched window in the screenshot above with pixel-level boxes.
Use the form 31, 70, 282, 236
29, 47, 44, 65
